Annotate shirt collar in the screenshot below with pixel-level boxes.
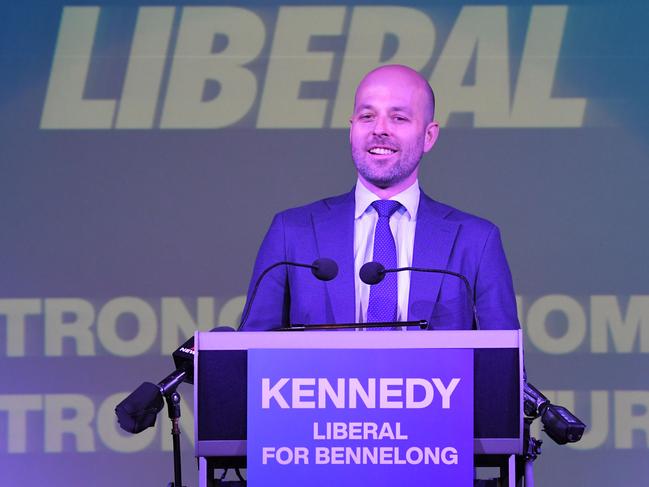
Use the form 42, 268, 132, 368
354, 178, 420, 220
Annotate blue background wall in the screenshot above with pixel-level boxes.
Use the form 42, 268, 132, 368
2, 1, 648, 485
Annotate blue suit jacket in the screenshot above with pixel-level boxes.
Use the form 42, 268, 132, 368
241, 190, 519, 331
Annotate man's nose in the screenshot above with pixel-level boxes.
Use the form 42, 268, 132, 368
373, 116, 389, 136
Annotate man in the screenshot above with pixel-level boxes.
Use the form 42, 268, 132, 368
240, 65, 519, 331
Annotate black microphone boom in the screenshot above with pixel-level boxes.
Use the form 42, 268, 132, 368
359, 261, 479, 328
240, 258, 338, 328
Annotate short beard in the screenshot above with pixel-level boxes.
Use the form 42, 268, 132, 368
351, 145, 422, 189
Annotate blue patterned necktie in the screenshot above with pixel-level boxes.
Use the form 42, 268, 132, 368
366, 200, 402, 324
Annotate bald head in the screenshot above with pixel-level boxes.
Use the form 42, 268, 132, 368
354, 65, 436, 123
349, 64, 440, 197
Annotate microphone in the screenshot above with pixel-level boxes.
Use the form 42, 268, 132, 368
359, 261, 387, 285
523, 382, 586, 445
115, 382, 164, 434
115, 326, 234, 433
359, 261, 479, 328
310, 257, 338, 282
240, 258, 338, 328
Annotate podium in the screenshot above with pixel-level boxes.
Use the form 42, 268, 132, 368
194, 330, 523, 486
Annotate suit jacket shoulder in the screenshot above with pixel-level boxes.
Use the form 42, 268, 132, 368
275, 190, 354, 223
419, 192, 497, 232
410, 191, 519, 330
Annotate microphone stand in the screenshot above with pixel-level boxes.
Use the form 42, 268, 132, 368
165, 391, 185, 487
155, 368, 189, 487
272, 320, 428, 331
522, 417, 542, 487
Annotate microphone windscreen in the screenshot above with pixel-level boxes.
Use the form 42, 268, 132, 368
115, 382, 164, 434
360, 261, 386, 285
311, 258, 338, 281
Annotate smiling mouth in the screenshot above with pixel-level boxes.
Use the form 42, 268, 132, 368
368, 146, 398, 155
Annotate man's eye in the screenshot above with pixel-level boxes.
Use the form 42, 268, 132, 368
393, 115, 408, 122
359, 114, 373, 121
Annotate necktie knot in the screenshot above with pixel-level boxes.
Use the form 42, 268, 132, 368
371, 200, 401, 219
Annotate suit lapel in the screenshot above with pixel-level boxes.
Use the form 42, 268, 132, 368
312, 191, 356, 324
408, 194, 459, 321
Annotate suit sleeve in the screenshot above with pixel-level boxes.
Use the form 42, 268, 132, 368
239, 213, 291, 330
474, 225, 520, 330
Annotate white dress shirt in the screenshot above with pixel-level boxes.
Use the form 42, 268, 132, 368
354, 179, 420, 323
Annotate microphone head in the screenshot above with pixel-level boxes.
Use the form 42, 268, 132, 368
360, 261, 386, 285
311, 258, 338, 281
115, 382, 164, 434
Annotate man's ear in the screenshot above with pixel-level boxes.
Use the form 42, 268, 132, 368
423, 121, 440, 153
348, 117, 353, 144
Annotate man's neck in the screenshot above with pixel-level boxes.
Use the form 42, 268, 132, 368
357, 174, 418, 199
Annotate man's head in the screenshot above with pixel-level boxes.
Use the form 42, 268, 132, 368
350, 65, 439, 197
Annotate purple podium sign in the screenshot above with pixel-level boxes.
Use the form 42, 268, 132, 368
248, 348, 474, 486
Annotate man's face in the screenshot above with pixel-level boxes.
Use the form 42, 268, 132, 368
350, 69, 438, 191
